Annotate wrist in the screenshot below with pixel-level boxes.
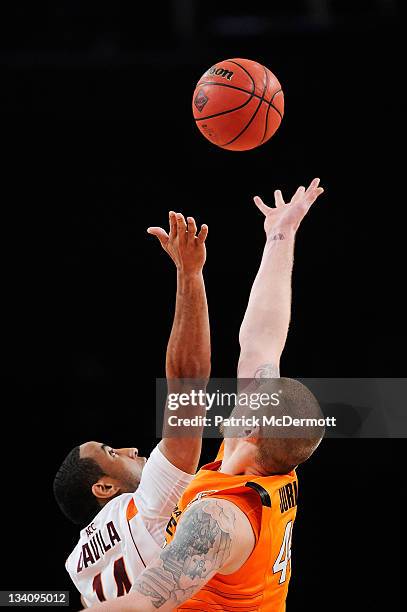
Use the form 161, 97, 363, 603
177, 268, 204, 280
265, 226, 296, 243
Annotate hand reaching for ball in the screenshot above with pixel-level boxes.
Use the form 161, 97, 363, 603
253, 178, 324, 235
147, 211, 208, 275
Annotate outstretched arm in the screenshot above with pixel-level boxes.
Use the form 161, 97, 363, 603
149, 211, 211, 474
161, 213, 210, 381
81, 498, 254, 612
238, 178, 324, 379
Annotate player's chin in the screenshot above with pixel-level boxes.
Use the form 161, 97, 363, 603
124, 475, 142, 493
132, 458, 146, 485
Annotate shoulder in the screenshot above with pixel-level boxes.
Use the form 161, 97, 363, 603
70, 493, 133, 551
176, 497, 255, 574
177, 497, 250, 541
213, 487, 263, 538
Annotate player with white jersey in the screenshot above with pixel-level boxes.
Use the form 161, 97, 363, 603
54, 211, 210, 607
65, 446, 194, 606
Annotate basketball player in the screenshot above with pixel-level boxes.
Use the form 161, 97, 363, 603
83, 177, 325, 611
53, 211, 210, 607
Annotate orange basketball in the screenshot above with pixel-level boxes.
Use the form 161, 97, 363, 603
192, 58, 284, 151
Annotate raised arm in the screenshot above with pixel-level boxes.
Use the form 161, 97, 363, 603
238, 178, 324, 379
82, 498, 254, 612
148, 211, 211, 474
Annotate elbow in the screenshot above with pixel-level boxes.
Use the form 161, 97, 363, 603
238, 350, 280, 379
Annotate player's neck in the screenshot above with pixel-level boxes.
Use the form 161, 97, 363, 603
219, 446, 264, 477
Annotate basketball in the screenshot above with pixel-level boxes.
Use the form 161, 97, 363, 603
192, 58, 284, 151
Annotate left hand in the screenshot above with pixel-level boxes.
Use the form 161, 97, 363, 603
147, 211, 208, 274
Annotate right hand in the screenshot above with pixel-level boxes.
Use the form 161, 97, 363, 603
253, 177, 324, 235
147, 211, 208, 274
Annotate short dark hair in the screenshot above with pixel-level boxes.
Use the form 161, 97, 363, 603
53, 446, 105, 527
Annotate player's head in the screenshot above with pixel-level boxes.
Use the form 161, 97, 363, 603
223, 378, 325, 475
53, 442, 146, 526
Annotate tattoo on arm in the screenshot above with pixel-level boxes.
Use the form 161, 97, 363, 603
133, 500, 236, 609
254, 363, 280, 381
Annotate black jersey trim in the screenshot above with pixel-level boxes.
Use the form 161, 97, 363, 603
245, 481, 272, 507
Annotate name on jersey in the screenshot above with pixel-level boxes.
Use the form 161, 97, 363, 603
165, 505, 182, 538
278, 482, 298, 514
77, 521, 121, 573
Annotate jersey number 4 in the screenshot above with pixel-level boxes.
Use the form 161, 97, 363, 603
93, 556, 132, 601
273, 520, 293, 584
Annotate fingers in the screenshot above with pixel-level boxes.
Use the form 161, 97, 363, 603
253, 196, 272, 215
187, 216, 197, 243
274, 189, 285, 208
169, 211, 177, 239
197, 224, 208, 243
288, 179, 324, 209
303, 178, 324, 207
306, 177, 320, 192
305, 186, 324, 207
176, 212, 187, 243
290, 185, 306, 204
164, 211, 208, 245
146, 227, 169, 248
185, 215, 208, 243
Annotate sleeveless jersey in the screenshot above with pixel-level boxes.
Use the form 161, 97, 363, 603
165, 458, 298, 612
215, 440, 225, 461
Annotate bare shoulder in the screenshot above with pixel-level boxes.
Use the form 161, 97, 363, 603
176, 497, 255, 574
179, 497, 238, 536
132, 497, 255, 610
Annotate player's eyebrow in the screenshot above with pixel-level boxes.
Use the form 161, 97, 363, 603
100, 443, 109, 454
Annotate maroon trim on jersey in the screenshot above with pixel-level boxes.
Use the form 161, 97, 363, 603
127, 516, 147, 568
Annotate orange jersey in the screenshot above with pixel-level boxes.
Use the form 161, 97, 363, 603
165, 458, 298, 612
215, 441, 225, 462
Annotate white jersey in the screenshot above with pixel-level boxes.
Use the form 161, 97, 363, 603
66, 445, 193, 607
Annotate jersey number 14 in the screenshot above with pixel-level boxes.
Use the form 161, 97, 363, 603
93, 556, 132, 601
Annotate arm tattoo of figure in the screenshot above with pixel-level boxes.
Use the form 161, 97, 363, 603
254, 363, 280, 382
133, 500, 236, 608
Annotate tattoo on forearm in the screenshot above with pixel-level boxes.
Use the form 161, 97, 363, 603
254, 363, 280, 381
134, 500, 236, 608
270, 232, 285, 241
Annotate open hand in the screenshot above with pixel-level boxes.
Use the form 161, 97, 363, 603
253, 178, 324, 235
147, 211, 208, 274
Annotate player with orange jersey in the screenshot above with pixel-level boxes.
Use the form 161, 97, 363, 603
84, 177, 325, 612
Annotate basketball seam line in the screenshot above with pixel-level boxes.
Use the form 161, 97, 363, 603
194, 62, 256, 121
228, 59, 258, 87
194, 82, 283, 121
261, 67, 270, 144
194, 97, 281, 123
221, 64, 269, 147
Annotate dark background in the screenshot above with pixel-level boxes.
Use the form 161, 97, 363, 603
1, 1, 404, 610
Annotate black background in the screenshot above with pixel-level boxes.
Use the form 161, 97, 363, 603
1, 1, 404, 610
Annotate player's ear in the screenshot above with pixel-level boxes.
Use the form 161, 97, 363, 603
92, 477, 121, 500
240, 422, 261, 442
